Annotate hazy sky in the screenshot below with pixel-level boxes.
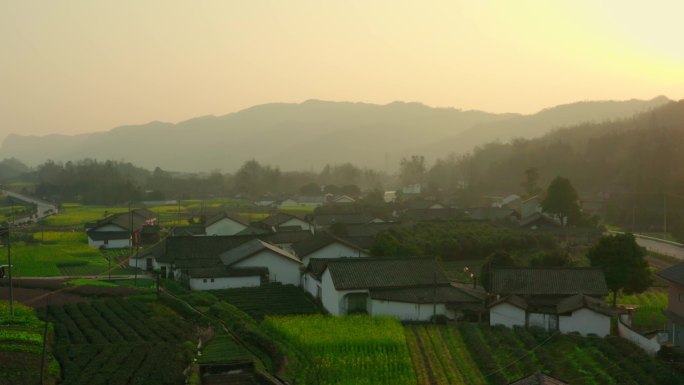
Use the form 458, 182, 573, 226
2, 0, 683, 139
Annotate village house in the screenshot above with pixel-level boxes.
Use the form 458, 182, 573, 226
278, 195, 326, 208
656, 261, 684, 348
488, 268, 612, 336
86, 209, 158, 249
303, 257, 486, 321
329, 194, 356, 204
204, 212, 251, 236
307, 212, 385, 231
259, 212, 312, 232
292, 231, 369, 267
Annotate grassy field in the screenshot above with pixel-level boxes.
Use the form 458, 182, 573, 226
199, 335, 252, 364
615, 289, 668, 332
405, 323, 680, 385
0, 231, 131, 277
263, 315, 417, 385
44, 203, 129, 226
0, 301, 59, 385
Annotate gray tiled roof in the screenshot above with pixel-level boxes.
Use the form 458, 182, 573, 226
492, 268, 608, 296
311, 213, 377, 226
86, 230, 130, 241
261, 212, 308, 227
292, 232, 365, 258
326, 257, 450, 290
156, 235, 257, 264
219, 238, 301, 266
657, 261, 684, 286
205, 212, 249, 227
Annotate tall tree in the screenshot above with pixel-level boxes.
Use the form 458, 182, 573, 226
587, 233, 652, 307
521, 167, 541, 198
541, 176, 580, 226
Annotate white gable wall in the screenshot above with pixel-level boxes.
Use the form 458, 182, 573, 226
88, 237, 130, 249
301, 243, 369, 266
303, 272, 322, 298
189, 276, 260, 290
232, 250, 301, 286
96, 224, 128, 232
490, 302, 526, 328
206, 218, 248, 236
371, 300, 447, 321
559, 308, 611, 337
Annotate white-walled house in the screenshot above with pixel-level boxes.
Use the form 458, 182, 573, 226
292, 232, 369, 266
86, 209, 158, 249
304, 257, 486, 321
260, 212, 312, 232
205, 212, 250, 236
488, 268, 612, 337
489, 294, 613, 337
183, 238, 303, 290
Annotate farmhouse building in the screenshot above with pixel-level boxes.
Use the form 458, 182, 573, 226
488, 268, 612, 336
260, 212, 312, 232
86, 209, 158, 249
307, 212, 385, 230
292, 231, 369, 266
204, 212, 250, 236
304, 257, 485, 321
656, 261, 684, 347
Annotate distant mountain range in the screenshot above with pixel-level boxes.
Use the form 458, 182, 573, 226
0, 96, 671, 172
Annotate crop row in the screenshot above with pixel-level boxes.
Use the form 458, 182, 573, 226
47, 299, 188, 344
55, 343, 182, 385
262, 315, 416, 385
405, 324, 682, 385
212, 283, 321, 320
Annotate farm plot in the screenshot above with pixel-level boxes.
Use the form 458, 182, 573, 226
43, 203, 129, 226
262, 315, 417, 385
0, 301, 59, 385
406, 323, 681, 385
46, 298, 194, 385
210, 283, 322, 320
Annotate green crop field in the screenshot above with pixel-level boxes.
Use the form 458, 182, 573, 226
405, 324, 681, 385
44, 203, 129, 226
615, 289, 668, 332
46, 298, 193, 385
0, 301, 59, 385
210, 283, 322, 320
0, 230, 132, 277
262, 315, 417, 385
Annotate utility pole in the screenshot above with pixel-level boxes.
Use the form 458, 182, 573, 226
664, 192, 668, 239
432, 271, 437, 325
6, 224, 13, 317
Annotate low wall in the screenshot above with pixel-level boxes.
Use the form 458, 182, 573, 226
617, 314, 663, 356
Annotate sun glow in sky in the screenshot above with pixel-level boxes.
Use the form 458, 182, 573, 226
1, 0, 683, 138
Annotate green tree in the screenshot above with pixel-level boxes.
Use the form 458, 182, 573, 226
587, 233, 652, 307
541, 176, 580, 226
480, 251, 516, 292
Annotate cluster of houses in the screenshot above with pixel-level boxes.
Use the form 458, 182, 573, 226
79, 201, 616, 338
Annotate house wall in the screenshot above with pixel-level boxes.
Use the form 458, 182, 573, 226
88, 237, 130, 249
233, 250, 301, 286
527, 312, 556, 330
303, 272, 322, 299
281, 218, 311, 231
559, 308, 611, 337
320, 270, 365, 315
189, 276, 261, 290
371, 300, 446, 321
301, 243, 369, 266
489, 302, 525, 328
667, 282, 684, 317
205, 219, 248, 236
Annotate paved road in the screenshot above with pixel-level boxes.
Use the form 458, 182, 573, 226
634, 237, 684, 259
1, 189, 58, 225
609, 230, 684, 260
